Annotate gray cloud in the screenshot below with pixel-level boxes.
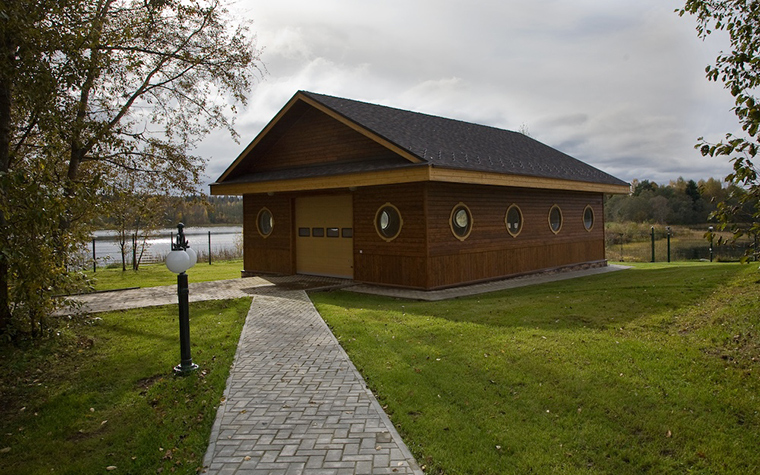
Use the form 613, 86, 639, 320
197, 0, 740, 188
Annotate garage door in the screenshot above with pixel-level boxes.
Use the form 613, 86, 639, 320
295, 194, 354, 278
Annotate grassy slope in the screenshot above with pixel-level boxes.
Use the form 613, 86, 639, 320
312, 263, 760, 474
0, 298, 251, 475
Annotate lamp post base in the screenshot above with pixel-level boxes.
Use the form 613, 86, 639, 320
173, 362, 199, 376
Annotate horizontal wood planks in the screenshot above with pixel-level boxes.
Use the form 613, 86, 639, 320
353, 184, 428, 288
243, 194, 294, 275
352, 182, 605, 288
425, 182, 605, 288
250, 107, 400, 172
240, 183, 607, 289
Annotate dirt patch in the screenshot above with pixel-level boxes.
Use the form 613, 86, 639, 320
135, 374, 165, 395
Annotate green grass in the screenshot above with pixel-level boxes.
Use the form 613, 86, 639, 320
0, 298, 251, 475
312, 262, 760, 474
85, 258, 244, 291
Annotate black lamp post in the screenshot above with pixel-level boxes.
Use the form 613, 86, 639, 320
708, 225, 714, 262
166, 223, 198, 375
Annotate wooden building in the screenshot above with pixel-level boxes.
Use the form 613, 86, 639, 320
211, 91, 629, 289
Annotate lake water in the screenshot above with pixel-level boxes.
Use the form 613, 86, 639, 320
87, 225, 242, 267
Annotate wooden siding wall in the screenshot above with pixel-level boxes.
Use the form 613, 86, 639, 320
243, 194, 294, 275
425, 183, 605, 288
251, 107, 400, 172
353, 184, 428, 288
242, 183, 605, 289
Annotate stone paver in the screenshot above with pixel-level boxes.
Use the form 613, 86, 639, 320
202, 289, 422, 474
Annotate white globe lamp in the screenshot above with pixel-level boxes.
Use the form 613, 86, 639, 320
185, 246, 197, 269
166, 249, 191, 274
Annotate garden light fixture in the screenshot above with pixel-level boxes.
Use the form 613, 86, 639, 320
165, 223, 198, 375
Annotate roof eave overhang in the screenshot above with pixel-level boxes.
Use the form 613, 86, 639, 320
211, 167, 431, 195
210, 166, 631, 195
428, 168, 630, 194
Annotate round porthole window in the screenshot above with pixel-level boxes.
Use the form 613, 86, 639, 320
450, 203, 473, 241
505, 204, 523, 237
548, 205, 562, 234
583, 205, 595, 231
375, 203, 403, 241
257, 207, 274, 238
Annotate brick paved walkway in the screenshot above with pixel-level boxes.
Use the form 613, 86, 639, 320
202, 288, 422, 475
63, 275, 422, 474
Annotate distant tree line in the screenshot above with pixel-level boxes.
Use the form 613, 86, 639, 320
163, 195, 243, 226
605, 177, 756, 225
98, 195, 243, 229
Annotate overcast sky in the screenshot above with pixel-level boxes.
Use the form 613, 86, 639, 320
199, 0, 740, 188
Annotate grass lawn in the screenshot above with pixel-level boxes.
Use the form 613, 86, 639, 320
84, 258, 244, 291
312, 262, 760, 474
0, 298, 251, 475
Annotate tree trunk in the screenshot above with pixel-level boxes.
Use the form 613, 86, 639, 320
120, 239, 127, 272
0, 35, 13, 333
0, 231, 9, 332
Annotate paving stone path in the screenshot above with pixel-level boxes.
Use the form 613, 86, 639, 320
202, 288, 422, 475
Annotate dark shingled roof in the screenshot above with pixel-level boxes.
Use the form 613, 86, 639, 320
299, 91, 628, 187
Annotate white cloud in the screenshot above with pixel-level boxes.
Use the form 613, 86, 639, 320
199, 0, 742, 188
